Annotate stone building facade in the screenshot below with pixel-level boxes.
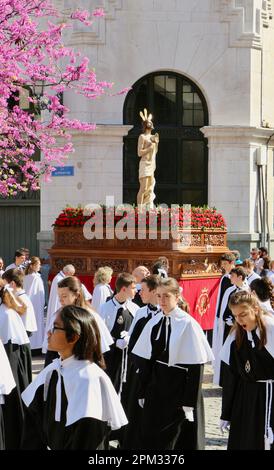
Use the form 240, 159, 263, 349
39, 0, 274, 259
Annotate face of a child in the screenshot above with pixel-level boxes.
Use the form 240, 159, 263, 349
156, 286, 178, 315
231, 304, 257, 332
140, 282, 155, 305
58, 287, 78, 307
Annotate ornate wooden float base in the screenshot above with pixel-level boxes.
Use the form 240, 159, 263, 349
48, 227, 230, 278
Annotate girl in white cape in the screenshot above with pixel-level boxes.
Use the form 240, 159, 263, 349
0, 339, 16, 450
21, 305, 127, 449
132, 277, 214, 450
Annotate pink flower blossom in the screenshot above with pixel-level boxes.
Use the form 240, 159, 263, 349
0, 1, 126, 197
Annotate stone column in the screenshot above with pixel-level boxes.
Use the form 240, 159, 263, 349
201, 126, 274, 257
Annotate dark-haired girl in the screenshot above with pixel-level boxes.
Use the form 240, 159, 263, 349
21, 305, 127, 449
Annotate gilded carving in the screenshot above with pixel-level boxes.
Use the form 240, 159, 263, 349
205, 234, 225, 246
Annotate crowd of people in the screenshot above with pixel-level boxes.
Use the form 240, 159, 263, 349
0, 247, 274, 451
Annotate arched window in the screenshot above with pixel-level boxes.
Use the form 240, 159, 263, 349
123, 72, 208, 206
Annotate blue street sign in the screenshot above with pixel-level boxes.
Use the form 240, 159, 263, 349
52, 166, 74, 176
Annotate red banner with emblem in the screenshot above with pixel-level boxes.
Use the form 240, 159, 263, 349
179, 277, 220, 330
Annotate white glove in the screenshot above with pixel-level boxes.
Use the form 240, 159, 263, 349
182, 406, 194, 422
220, 419, 230, 434
138, 399, 145, 408
116, 338, 129, 350
225, 317, 234, 326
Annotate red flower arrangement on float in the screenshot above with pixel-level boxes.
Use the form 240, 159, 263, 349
52, 206, 226, 230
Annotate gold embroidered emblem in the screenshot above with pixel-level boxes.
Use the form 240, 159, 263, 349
245, 360, 251, 373
195, 288, 210, 317
117, 315, 124, 325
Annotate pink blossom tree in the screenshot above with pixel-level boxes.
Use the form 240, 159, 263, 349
0, 0, 118, 197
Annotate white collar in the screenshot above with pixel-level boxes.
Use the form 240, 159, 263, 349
112, 297, 128, 309
22, 355, 128, 429
132, 307, 214, 365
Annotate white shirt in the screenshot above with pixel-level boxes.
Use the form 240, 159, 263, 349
247, 271, 261, 285
91, 284, 113, 313
24, 273, 45, 349
100, 297, 139, 332
15, 289, 37, 333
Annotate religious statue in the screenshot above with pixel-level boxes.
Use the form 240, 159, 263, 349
137, 108, 159, 208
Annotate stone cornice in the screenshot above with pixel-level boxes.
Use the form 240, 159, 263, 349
69, 124, 132, 141
65, 0, 122, 47
201, 125, 274, 144
217, 0, 273, 50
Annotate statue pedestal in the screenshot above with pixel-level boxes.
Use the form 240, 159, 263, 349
48, 227, 229, 278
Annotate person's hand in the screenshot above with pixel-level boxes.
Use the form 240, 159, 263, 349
116, 338, 128, 350
220, 419, 230, 434
120, 331, 129, 339
182, 406, 194, 422
138, 399, 145, 408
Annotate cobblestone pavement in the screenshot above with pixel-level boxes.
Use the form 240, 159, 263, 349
203, 364, 227, 450
32, 357, 227, 450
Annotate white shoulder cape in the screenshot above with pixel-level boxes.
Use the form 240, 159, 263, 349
89, 309, 114, 353
220, 313, 274, 365
21, 356, 128, 430
0, 303, 30, 345
132, 307, 214, 365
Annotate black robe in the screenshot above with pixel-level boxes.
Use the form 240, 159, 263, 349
137, 317, 205, 450
103, 306, 135, 447
0, 405, 4, 450
124, 307, 157, 449
4, 341, 32, 392
21, 370, 109, 450
104, 306, 134, 392
2, 341, 31, 449
221, 330, 274, 450
132, 291, 146, 308
216, 275, 232, 319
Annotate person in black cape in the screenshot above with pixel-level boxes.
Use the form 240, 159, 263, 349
220, 290, 274, 449
100, 272, 139, 447
0, 339, 17, 450
21, 305, 127, 450
0, 280, 31, 449
212, 252, 235, 348
124, 274, 161, 448
132, 277, 214, 450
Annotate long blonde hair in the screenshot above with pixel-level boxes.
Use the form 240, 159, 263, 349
228, 291, 267, 350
